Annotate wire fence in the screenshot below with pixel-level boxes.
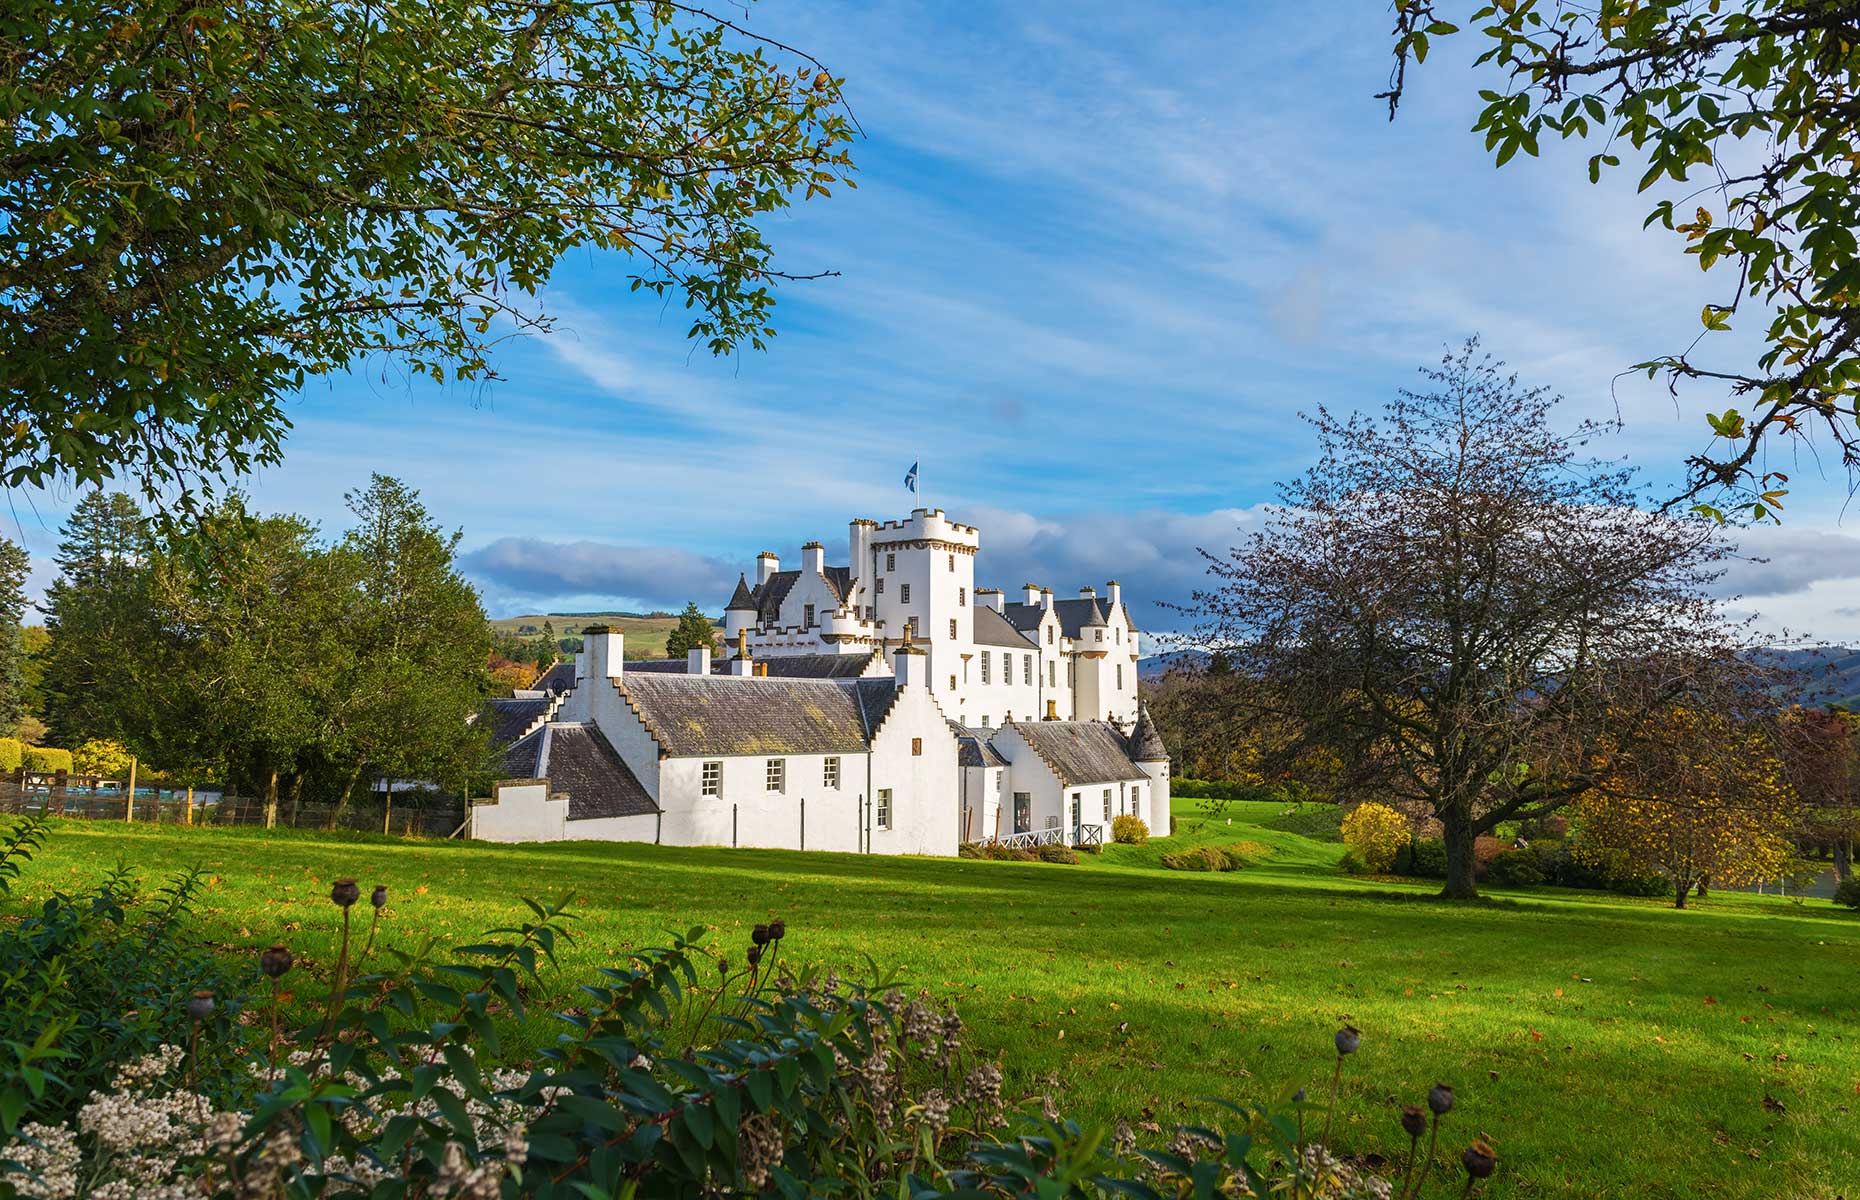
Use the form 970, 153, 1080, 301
0, 770, 467, 838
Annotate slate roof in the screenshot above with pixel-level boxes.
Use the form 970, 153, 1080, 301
540, 724, 657, 820
973, 604, 1037, 649
751, 567, 856, 624
1002, 597, 1116, 639
485, 697, 551, 746
1008, 719, 1147, 786
618, 673, 899, 757
1128, 705, 1169, 762
726, 573, 758, 611
626, 658, 704, 674
949, 721, 1007, 768
618, 651, 880, 679
499, 727, 544, 777
532, 662, 577, 693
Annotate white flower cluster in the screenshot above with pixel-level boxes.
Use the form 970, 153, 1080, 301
1296, 1144, 1396, 1200
8, 1123, 79, 1200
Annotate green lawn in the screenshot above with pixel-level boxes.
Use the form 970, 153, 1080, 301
11, 800, 1857, 1200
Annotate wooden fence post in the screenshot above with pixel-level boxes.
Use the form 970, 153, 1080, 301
125, 758, 137, 822
383, 792, 392, 835
184, 784, 194, 825
51, 769, 68, 814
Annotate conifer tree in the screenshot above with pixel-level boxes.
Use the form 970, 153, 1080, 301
665, 602, 718, 660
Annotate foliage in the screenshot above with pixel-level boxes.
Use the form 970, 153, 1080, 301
0, 537, 27, 738
1160, 843, 1265, 873
486, 656, 539, 696
1341, 802, 1411, 872
0, 819, 251, 1139
1577, 708, 1800, 908
1, 0, 857, 510
1111, 813, 1150, 844
38, 491, 149, 749
0, 737, 20, 772
1779, 707, 1860, 883
1485, 849, 1545, 888
665, 601, 720, 660
1171, 777, 1278, 803
1190, 340, 1757, 898
1381, 1, 1860, 521
23, 746, 73, 774
1337, 849, 1372, 876
1834, 877, 1860, 911
71, 738, 133, 779
1038, 842, 1080, 864
1393, 840, 1449, 880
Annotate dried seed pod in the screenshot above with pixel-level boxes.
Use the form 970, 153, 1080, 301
260, 945, 294, 979
1334, 1025, 1361, 1056
331, 879, 360, 908
1461, 1140, 1497, 1180
1428, 1083, 1456, 1116
370, 885, 388, 909
1401, 1104, 1427, 1138
186, 990, 215, 1021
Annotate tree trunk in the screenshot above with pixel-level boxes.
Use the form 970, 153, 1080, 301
264, 768, 279, 829
1672, 872, 1692, 909
331, 763, 363, 828
1694, 875, 1710, 900
288, 774, 303, 827
1835, 838, 1853, 883
1441, 816, 1480, 899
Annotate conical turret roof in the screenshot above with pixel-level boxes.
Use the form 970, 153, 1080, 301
1128, 704, 1168, 762
726, 573, 758, 611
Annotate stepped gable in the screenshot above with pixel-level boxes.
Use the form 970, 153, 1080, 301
1008, 719, 1145, 787
541, 724, 658, 820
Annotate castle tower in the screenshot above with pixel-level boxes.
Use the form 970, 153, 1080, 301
1128, 704, 1171, 835
723, 573, 758, 656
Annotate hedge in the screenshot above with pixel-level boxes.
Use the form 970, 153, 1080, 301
0, 737, 21, 772
24, 746, 75, 774
1170, 778, 1275, 802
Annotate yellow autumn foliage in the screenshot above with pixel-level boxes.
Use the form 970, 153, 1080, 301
1342, 801, 1411, 872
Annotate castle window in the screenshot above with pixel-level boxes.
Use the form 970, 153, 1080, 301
1095, 629, 1103, 642
886, 552, 896, 571
1115, 627, 1121, 644
959, 587, 966, 606
766, 759, 785, 792
701, 761, 721, 796
901, 584, 911, 604
949, 618, 957, 640
981, 715, 990, 728
1023, 655, 1032, 685
949, 674, 956, 690
980, 652, 990, 685
804, 604, 815, 628
948, 554, 955, 572
1103, 790, 1113, 820
1048, 661, 1055, 687
877, 788, 893, 830
1116, 663, 1123, 688
876, 578, 885, 595
912, 737, 923, 756
824, 757, 840, 788
1046, 627, 1053, 645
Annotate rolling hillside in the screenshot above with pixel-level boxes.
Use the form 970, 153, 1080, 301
489, 612, 721, 660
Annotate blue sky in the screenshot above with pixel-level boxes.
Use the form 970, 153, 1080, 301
23, 2, 1860, 641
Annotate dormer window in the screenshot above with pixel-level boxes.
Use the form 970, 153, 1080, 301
804, 604, 815, 628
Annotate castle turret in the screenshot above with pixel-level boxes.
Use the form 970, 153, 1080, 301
1128, 705, 1170, 835
723, 572, 758, 655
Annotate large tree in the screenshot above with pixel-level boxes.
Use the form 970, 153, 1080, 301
1191, 340, 1750, 898
665, 601, 718, 660
2, 0, 856, 509
1379, 2, 1860, 521
39, 491, 154, 746
1780, 706, 1860, 882
0, 538, 29, 736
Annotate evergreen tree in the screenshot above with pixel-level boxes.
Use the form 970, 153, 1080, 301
665, 602, 718, 660
39, 491, 152, 745
0, 538, 29, 736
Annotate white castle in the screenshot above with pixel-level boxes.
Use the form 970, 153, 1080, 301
471, 509, 1169, 856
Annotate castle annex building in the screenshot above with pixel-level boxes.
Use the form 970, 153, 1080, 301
471, 510, 1169, 856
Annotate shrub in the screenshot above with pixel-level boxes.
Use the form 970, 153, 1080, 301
1395, 839, 1449, 878
1338, 848, 1372, 875
1038, 843, 1079, 864
1111, 813, 1150, 844
1834, 876, 1860, 910
1341, 802, 1410, 871
24, 745, 74, 774
1472, 835, 1505, 880
1075, 841, 1102, 855
1609, 872, 1676, 898
0, 737, 21, 772
1009, 846, 1038, 862
1170, 778, 1272, 802
1161, 845, 1245, 873
1486, 848, 1545, 887
958, 842, 983, 859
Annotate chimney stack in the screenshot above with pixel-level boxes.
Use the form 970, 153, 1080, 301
1045, 699, 1059, 720
1041, 587, 1054, 612
893, 639, 926, 690
801, 540, 825, 574
580, 625, 623, 683
728, 629, 753, 676
976, 587, 1004, 613
1078, 585, 1096, 599
686, 646, 712, 676
757, 551, 780, 587
1106, 580, 1122, 609
1022, 582, 1042, 606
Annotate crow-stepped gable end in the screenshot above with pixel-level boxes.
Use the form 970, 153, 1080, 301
473, 510, 1168, 854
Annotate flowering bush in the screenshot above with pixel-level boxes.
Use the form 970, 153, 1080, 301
1111, 814, 1149, 844
1341, 803, 1410, 872
1038, 843, 1080, 864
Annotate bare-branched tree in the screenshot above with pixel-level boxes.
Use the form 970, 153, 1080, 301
1189, 339, 1762, 898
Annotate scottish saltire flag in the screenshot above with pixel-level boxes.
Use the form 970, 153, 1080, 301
904, 461, 918, 493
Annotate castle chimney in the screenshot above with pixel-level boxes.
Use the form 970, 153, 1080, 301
977, 587, 1004, 613
580, 625, 623, 683
1106, 580, 1122, 609
1041, 588, 1054, 611
1045, 699, 1059, 720
1078, 585, 1096, 599
757, 550, 780, 587
728, 629, 753, 676
893, 638, 927, 690
801, 540, 825, 574
1022, 582, 1042, 606
686, 646, 712, 676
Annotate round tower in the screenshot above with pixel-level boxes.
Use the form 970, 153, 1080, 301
723, 572, 758, 656
1127, 704, 1171, 835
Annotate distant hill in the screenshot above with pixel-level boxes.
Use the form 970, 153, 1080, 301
1138, 650, 1210, 680
488, 612, 721, 660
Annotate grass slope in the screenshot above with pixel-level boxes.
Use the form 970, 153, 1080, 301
487, 613, 720, 660
11, 801, 1856, 1200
